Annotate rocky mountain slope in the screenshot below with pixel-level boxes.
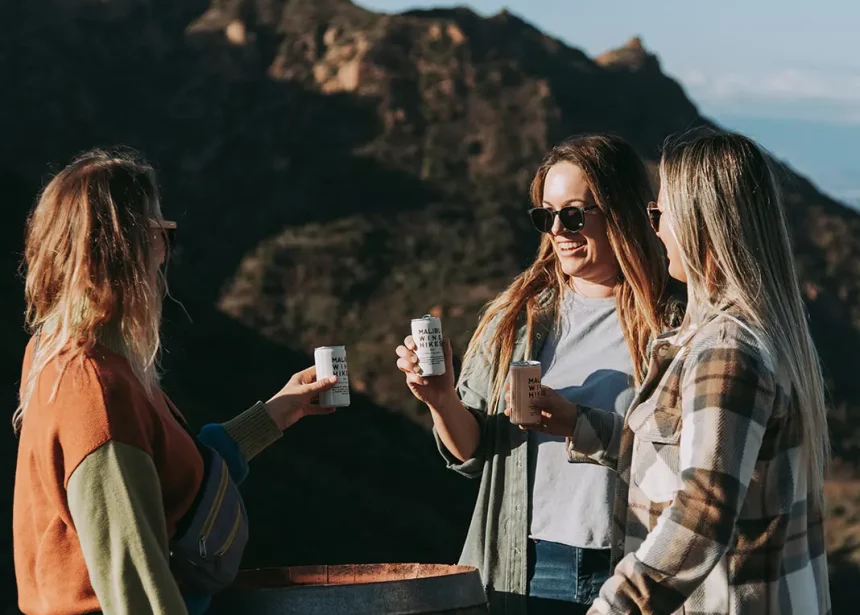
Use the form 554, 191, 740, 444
2, 0, 860, 610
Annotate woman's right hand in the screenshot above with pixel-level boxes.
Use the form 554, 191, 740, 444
395, 336, 456, 408
264, 366, 338, 431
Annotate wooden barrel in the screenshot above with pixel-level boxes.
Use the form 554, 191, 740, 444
208, 563, 488, 615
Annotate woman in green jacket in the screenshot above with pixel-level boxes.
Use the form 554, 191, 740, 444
396, 134, 680, 614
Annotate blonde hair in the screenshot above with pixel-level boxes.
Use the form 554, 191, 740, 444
660, 131, 830, 501
16, 149, 168, 432
462, 134, 677, 415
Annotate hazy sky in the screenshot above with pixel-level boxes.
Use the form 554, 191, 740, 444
357, 0, 860, 124
356, 1, 860, 205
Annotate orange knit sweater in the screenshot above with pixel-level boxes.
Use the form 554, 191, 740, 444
13, 338, 204, 615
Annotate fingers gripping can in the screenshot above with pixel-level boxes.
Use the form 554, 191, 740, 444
410, 315, 446, 377
314, 346, 351, 407
510, 360, 542, 426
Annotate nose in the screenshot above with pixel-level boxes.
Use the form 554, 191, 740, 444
550, 213, 565, 236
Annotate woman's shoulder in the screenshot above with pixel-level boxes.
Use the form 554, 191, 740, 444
474, 298, 548, 350
48, 342, 143, 402
23, 341, 157, 461
685, 311, 776, 376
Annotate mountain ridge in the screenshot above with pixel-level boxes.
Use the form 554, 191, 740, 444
1, 0, 859, 610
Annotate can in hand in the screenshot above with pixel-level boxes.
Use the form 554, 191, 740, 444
509, 360, 542, 426
410, 315, 446, 377
314, 346, 351, 407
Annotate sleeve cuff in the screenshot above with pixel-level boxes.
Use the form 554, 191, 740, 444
221, 401, 283, 462
433, 425, 485, 478
566, 436, 600, 464
567, 406, 608, 463
432, 403, 487, 479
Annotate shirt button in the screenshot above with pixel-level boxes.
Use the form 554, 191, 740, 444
515, 504, 521, 513
514, 547, 521, 555
536, 333, 542, 339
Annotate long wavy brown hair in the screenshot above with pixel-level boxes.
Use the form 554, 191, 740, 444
462, 134, 676, 414
15, 149, 168, 432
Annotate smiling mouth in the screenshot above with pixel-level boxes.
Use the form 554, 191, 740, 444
556, 239, 586, 256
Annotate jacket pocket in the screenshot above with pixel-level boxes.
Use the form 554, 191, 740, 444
628, 398, 683, 502
627, 398, 681, 444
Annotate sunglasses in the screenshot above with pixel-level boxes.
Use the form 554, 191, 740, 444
528, 205, 599, 233
148, 220, 177, 250
647, 201, 662, 232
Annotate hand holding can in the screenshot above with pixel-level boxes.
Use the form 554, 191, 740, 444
263, 365, 339, 431
508, 361, 543, 426
396, 330, 456, 408
410, 315, 446, 377
504, 379, 579, 437
314, 346, 351, 408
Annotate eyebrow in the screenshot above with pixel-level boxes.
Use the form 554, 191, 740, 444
541, 198, 590, 208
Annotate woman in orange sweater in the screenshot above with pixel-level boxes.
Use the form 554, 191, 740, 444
13, 149, 337, 615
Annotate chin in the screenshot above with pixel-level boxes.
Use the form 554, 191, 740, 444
668, 263, 687, 283
558, 258, 585, 278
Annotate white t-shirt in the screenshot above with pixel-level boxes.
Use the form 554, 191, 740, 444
528, 291, 636, 549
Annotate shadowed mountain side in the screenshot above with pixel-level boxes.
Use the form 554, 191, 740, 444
2, 1, 860, 612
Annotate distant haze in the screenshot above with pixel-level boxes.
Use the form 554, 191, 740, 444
717, 116, 860, 209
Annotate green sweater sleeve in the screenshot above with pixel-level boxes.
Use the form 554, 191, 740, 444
68, 441, 189, 615
219, 400, 283, 462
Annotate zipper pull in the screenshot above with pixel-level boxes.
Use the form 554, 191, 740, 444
198, 536, 208, 559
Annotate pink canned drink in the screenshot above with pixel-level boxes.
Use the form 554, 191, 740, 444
314, 346, 350, 407
509, 360, 542, 426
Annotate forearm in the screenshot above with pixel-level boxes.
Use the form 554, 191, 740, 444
590, 474, 739, 615
428, 391, 481, 463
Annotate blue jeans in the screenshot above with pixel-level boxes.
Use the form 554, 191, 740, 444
526, 539, 611, 614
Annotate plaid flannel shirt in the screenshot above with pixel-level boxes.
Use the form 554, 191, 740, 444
568, 310, 831, 615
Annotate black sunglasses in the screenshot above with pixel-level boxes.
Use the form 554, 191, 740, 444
148, 220, 177, 251
528, 205, 599, 233
646, 201, 662, 232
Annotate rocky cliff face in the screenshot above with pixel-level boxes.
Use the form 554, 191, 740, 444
2, 0, 859, 610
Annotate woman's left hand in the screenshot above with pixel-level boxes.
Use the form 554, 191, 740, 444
264, 366, 338, 431
504, 383, 579, 438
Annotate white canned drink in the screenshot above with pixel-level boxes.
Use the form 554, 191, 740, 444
314, 346, 350, 407
509, 360, 542, 426
410, 315, 446, 377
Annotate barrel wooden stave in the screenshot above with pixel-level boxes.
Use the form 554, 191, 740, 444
209, 563, 489, 615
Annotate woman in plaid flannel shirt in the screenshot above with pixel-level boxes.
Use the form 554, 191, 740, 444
512, 132, 832, 614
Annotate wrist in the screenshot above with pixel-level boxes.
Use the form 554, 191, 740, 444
427, 389, 463, 417
264, 397, 301, 431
